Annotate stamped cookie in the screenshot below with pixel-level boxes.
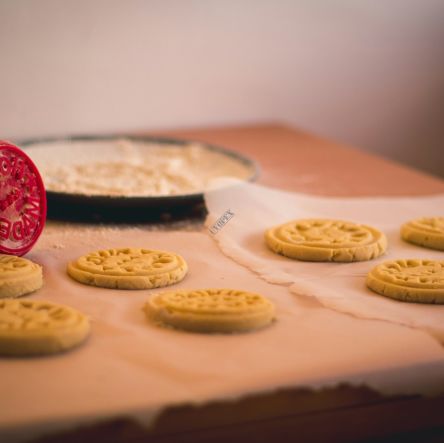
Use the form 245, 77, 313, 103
401, 217, 444, 251
265, 219, 387, 262
0, 299, 90, 356
144, 288, 276, 333
366, 259, 444, 304
67, 248, 188, 289
0, 254, 43, 298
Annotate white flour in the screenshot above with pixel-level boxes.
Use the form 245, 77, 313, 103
25, 139, 255, 197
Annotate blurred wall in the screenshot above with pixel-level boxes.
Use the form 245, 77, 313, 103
1, 0, 443, 177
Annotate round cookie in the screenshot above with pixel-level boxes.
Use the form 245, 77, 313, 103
401, 217, 444, 251
366, 259, 444, 304
144, 288, 276, 333
0, 299, 90, 356
265, 219, 387, 262
0, 254, 43, 298
67, 248, 188, 289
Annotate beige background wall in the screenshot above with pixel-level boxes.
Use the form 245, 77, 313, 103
1, 0, 443, 177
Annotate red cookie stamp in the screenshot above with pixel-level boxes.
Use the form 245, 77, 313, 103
0, 141, 46, 256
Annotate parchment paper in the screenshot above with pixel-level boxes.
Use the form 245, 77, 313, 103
1, 220, 444, 443
204, 181, 444, 343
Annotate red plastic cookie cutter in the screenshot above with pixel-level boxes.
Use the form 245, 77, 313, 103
0, 141, 47, 256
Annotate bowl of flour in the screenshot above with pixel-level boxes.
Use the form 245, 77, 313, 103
20, 135, 258, 222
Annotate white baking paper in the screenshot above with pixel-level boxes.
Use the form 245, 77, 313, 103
204, 181, 444, 343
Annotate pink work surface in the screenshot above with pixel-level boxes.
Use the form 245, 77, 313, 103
1, 225, 443, 443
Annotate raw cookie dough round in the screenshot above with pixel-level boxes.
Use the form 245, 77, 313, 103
0, 299, 90, 356
265, 219, 387, 262
366, 259, 444, 304
67, 248, 188, 289
0, 255, 43, 298
401, 217, 444, 251
144, 289, 276, 333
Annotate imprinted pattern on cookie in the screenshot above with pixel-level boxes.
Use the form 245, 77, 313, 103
157, 289, 272, 314
68, 248, 188, 289
0, 299, 90, 356
77, 248, 181, 275
144, 288, 276, 333
401, 217, 444, 251
265, 219, 387, 262
0, 254, 43, 298
366, 259, 444, 304
0, 300, 83, 331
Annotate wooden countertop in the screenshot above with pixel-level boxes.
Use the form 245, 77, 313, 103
39, 124, 444, 443
155, 123, 444, 196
